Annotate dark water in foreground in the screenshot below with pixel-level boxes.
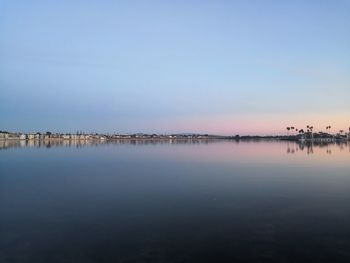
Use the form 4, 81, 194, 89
1, 140, 350, 263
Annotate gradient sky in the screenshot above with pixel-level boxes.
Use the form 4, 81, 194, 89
1, 0, 349, 135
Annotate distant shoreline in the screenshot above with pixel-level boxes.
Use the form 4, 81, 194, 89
0, 131, 349, 143
0, 136, 348, 143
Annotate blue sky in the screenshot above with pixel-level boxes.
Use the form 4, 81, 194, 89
1, 0, 349, 134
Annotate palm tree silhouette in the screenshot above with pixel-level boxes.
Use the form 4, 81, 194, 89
298, 129, 305, 140
310, 126, 314, 140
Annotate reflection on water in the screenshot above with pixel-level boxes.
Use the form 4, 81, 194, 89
2, 139, 350, 153
1, 140, 350, 263
0, 138, 217, 149
286, 141, 350, 155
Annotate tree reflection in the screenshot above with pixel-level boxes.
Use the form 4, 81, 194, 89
292, 141, 349, 155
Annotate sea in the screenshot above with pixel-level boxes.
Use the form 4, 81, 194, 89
1, 140, 350, 262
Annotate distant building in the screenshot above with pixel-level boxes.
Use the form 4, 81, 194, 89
19, 134, 27, 140
7, 133, 20, 140
0, 132, 9, 140
50, 134, 60, 139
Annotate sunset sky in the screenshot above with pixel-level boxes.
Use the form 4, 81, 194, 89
1, 0, 349, 135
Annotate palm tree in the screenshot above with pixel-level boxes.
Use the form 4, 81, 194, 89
310, 126, 314, 140
305, 125, 314, 140
286, 127, 290, 136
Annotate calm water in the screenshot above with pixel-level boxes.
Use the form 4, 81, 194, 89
1, 140, 350, 263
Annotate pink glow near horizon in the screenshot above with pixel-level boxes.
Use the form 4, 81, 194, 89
155, 113, 350, 135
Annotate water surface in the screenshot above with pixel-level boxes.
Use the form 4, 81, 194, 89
1, 140, 350, 262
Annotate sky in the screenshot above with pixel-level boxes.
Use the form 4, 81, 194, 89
0, 0, 349, 135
